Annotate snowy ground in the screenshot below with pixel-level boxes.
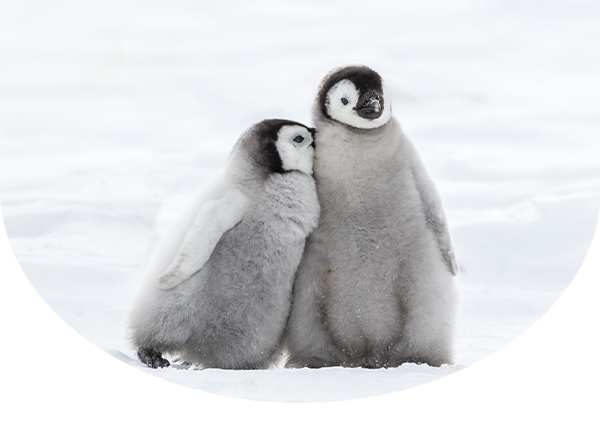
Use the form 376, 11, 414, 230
1, 0, 599, 403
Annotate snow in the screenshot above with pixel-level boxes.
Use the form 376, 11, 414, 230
1, 0, 600, 406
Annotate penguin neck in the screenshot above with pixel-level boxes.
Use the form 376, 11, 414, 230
313, 117, 400, 180
339, 118, 395, 138
317, 113, 397, 139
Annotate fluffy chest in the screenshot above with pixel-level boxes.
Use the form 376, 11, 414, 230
313, 122, 420, 228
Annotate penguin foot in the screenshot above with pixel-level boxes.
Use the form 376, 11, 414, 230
137, 348, 170, 369
361, 357, 384, 369
286, 356, 338, 369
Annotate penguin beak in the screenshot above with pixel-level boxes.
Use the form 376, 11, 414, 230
356, 93, 383, 119
361, 99, 381, 113
309, 127, 316, 148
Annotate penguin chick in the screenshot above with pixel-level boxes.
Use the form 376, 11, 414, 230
128, 119, 319, 370
285, 65, 458, 369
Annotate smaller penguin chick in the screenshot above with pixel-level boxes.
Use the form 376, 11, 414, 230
128, 119, 320, 370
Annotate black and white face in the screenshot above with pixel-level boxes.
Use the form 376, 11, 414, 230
319, 66, 392, 129
275, 124, 316, 175
250, 119, 316, 176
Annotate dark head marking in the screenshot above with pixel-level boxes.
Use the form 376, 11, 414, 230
317, 65, 385, 121
252, 119, 310, 174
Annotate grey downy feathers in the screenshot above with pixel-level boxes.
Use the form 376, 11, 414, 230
284, 65, 458, 369
128, 119, 320, 369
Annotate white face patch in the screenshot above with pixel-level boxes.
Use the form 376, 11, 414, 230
326, 79, 392, 129
275, 125, 315, 175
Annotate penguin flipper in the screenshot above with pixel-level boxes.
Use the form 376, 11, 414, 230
410, 158, 458, 276
157, 179, 251, 290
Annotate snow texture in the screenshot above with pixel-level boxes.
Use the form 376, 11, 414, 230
1, 0, 599, 402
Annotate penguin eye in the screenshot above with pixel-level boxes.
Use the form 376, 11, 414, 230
293, 135, 304, 143
341, 97, 349, 105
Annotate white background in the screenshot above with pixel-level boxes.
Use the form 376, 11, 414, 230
1, 0, 599, 422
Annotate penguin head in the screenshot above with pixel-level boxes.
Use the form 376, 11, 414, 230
317, 65, 392, 129
232, 119, 316, 178
270, 121, 316, 176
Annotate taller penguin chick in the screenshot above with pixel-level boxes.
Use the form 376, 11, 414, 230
285, 66, 458, 368
128, 119, 319, 370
